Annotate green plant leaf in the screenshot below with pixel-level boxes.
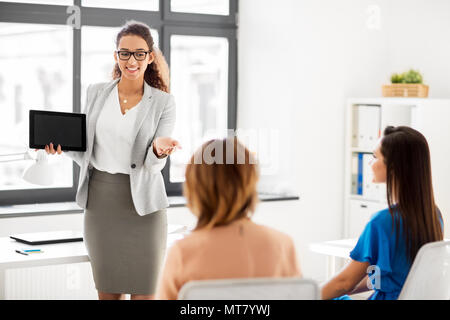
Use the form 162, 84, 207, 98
390, 73, 403, 83
403, 69, 423, 84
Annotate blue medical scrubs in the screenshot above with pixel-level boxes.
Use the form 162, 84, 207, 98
344, 206, 444, 300
349, 207, 411, 300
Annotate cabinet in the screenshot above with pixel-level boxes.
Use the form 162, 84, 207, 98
348, 199, 387, 238
344, 98, 450, 238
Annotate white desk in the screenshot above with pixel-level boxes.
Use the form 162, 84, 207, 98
309, 238, 357, 280
0, 226, 187, 300
309, 238, 450, 281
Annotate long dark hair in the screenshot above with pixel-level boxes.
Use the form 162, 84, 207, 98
112, 21, 169, 93
381, 126, 443, 263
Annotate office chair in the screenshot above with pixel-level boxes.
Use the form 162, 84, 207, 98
398, 240, 450, 300
178, 277, 320, 300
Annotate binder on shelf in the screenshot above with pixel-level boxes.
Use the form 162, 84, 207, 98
357, 153, 363, 195
351, 152, 385, 201
362, 153, 378, 200
351, 153, 358, 195
353, 105, 381, 150
351, 107, 359, 148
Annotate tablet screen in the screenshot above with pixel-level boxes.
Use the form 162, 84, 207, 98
29, 110, 86, 151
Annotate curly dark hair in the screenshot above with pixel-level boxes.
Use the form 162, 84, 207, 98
112, 21, 169, 93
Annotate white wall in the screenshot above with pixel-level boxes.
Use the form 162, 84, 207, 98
238, 0, 450, 281
385, 0, 450, 98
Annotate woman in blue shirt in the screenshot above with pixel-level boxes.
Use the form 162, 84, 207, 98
321, 126, 444, 300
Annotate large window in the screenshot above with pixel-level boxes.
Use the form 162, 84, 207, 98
169, 35, 229, 183
0, 0, 237, 204
171, 0, 229, 15
82, 0, 159, 11
0, 22, 75, 204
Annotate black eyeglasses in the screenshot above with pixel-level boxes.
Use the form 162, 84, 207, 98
116, 50, 151, 61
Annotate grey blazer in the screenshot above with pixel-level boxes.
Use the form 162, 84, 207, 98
66, 78, 176, 216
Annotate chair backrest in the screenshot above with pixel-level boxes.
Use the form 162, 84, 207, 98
178, 277, 320, 300
398, 240, 450, 300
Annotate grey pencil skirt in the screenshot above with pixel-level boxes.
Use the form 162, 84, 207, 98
83, 168, 167, 295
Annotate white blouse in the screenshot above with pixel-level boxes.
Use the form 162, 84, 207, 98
90, 85, 141, 174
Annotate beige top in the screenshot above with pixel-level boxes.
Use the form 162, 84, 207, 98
155, 218, 302, 300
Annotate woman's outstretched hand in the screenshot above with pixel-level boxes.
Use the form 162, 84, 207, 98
153, 137, 181, 157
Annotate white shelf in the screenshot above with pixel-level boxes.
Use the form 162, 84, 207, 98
345, 97, 450, 240
347, 195, 386, 203
345, 97, 450, 243
347, 97, 444, 106
350, 148, 373, 154
344, 97, 418, 238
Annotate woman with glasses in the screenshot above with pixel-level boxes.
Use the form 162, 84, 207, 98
45, 21, 180, 300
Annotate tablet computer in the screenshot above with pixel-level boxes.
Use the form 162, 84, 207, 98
29, 110, 86, 152
10, 230, 83, 245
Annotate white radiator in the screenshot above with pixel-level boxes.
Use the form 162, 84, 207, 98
5, 262, 97, 300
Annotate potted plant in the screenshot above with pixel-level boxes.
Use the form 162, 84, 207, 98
382, 69, 429, 97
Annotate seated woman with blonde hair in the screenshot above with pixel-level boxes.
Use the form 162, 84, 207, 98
156, 137, 302, 299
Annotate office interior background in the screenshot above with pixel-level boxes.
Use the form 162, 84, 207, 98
0, 0, 450, 299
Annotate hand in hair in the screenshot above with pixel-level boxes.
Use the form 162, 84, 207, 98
153, 136, 181, 158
